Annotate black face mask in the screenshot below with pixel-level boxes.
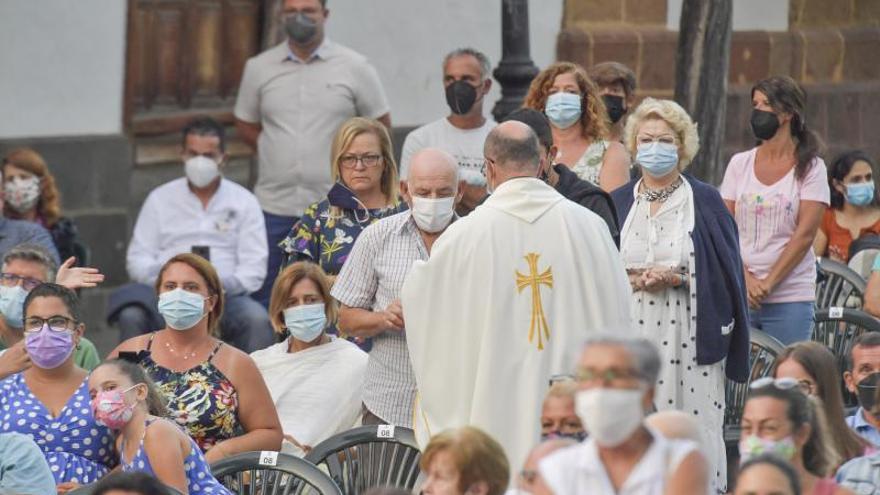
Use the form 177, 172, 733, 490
285, 13, 318, 45
602, 95, 626, 124
445, 80, 478, 115
327, 182, 362, 211
858, 372, 880, 412
750, 108, 780, 141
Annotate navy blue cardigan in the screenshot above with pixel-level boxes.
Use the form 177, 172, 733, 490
611, 174, 751, 382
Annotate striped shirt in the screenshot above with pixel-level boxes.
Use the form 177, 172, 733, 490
331, 211, 428, 426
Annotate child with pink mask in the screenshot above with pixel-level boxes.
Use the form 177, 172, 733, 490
88, 358, 231, 495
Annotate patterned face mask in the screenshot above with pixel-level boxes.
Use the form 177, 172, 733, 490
4, 176, 41, 213
92, 384, 141, 430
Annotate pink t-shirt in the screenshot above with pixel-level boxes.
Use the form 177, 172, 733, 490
719, 148, 830, 303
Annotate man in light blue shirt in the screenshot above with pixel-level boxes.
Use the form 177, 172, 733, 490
844, 332, 880, 447
0, 432, 55, 495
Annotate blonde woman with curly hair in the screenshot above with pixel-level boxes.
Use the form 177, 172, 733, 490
2, 148, 79, 262
610, 98, 750, 493
523, 62, 630, 192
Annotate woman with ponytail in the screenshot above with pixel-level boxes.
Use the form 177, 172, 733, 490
720, 76, 829, 345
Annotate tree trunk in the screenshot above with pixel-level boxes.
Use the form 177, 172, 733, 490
674, 0, 733, 185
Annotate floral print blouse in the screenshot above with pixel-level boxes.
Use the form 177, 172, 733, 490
136, 335, 240, 452
281, 196, 407, 275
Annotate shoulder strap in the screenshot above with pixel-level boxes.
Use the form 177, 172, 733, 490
207, 341, 224, 362
146, 332, 157, 351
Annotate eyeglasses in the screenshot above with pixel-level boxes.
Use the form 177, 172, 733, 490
23, 316, 78, 334
749, 377, 801, 391
0, 273, 42, 291
574, 367, 640, 386
340, 154, 382, 169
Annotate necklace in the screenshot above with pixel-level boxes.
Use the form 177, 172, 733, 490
164, 339, 201, 361
640, 177, 683, 203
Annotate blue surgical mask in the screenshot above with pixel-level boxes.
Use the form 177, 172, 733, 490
846, 182, 875, 207
0, 285, 28, 328
283, 303, 327, 343
544, 93, 582, 129
636, 142, 679, 178
158, 288, 208, 331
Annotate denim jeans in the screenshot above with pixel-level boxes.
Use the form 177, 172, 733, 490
749, 301, 815, 346
252, 211, 299, 308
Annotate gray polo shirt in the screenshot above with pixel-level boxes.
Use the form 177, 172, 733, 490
234, 40, 390, 217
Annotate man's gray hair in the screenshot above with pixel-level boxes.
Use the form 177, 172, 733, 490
582, 335, 662, 385
443, 48, 492, 80
2, 243, 57, 282
484, 124, 541, 172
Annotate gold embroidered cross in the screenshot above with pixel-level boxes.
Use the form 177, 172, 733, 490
515, 253, 553, 350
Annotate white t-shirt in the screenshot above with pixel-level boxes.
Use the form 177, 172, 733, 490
539, 429, 698, 495
399, 117, 496, 186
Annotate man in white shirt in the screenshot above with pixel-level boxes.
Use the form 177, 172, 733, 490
234, 0, 391, 306
399, 48, 495, 216
539, 336, 709, 495
111, 117, 274, 353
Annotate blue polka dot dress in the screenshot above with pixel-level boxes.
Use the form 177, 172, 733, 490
122, 419, 232, 494
0, 373, 117, 484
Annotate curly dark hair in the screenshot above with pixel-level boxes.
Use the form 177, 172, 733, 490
523, 62, 610, 143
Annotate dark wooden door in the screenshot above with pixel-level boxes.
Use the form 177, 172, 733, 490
125, 0, 264, 136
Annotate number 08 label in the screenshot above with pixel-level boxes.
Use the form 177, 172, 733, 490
377, 425, 395, 439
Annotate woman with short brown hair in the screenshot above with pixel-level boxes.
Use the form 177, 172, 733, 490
420, 426, 510, 495
251, 262, 367, 456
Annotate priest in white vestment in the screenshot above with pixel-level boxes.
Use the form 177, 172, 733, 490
402, 121, 633, 470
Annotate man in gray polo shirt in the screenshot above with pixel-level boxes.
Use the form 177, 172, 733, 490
234, 0, 391, 306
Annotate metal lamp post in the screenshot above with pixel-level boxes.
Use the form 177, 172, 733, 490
491, 0, 540, 122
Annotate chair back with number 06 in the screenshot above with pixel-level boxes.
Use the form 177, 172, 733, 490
211, 451, 342, 495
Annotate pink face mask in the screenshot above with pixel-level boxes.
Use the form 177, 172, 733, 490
91, 384, 140, 430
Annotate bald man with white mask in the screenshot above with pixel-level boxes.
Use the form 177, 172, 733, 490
403, 121, 633, 470
332, 148, 463, 427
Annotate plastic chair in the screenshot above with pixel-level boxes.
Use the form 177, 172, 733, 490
212, 451, 342, 495
810, 307, 880, 408
816, 257, 866, 309
723, 329, 784, 444
304, 425, 421, 495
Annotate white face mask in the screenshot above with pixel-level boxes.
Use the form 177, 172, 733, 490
410, 196, 455, 233
575, 387, 645, 447
185, 156, 220, 188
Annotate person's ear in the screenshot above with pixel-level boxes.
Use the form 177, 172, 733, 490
74, 323, 85, 347
218, 152, 228, 168
643, 387, 655, 412
400, 180, 412, 205
455, 180, 467, 205
549, 145, 559, 164
481, 78, 492, 96
845, 370, 856, 393
793, 422, 811, 449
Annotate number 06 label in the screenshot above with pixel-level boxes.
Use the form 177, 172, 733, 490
259, 451, 279, 466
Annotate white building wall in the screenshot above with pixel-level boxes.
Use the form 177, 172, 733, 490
0, 0, 128, 139
325, 0, 564, 127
